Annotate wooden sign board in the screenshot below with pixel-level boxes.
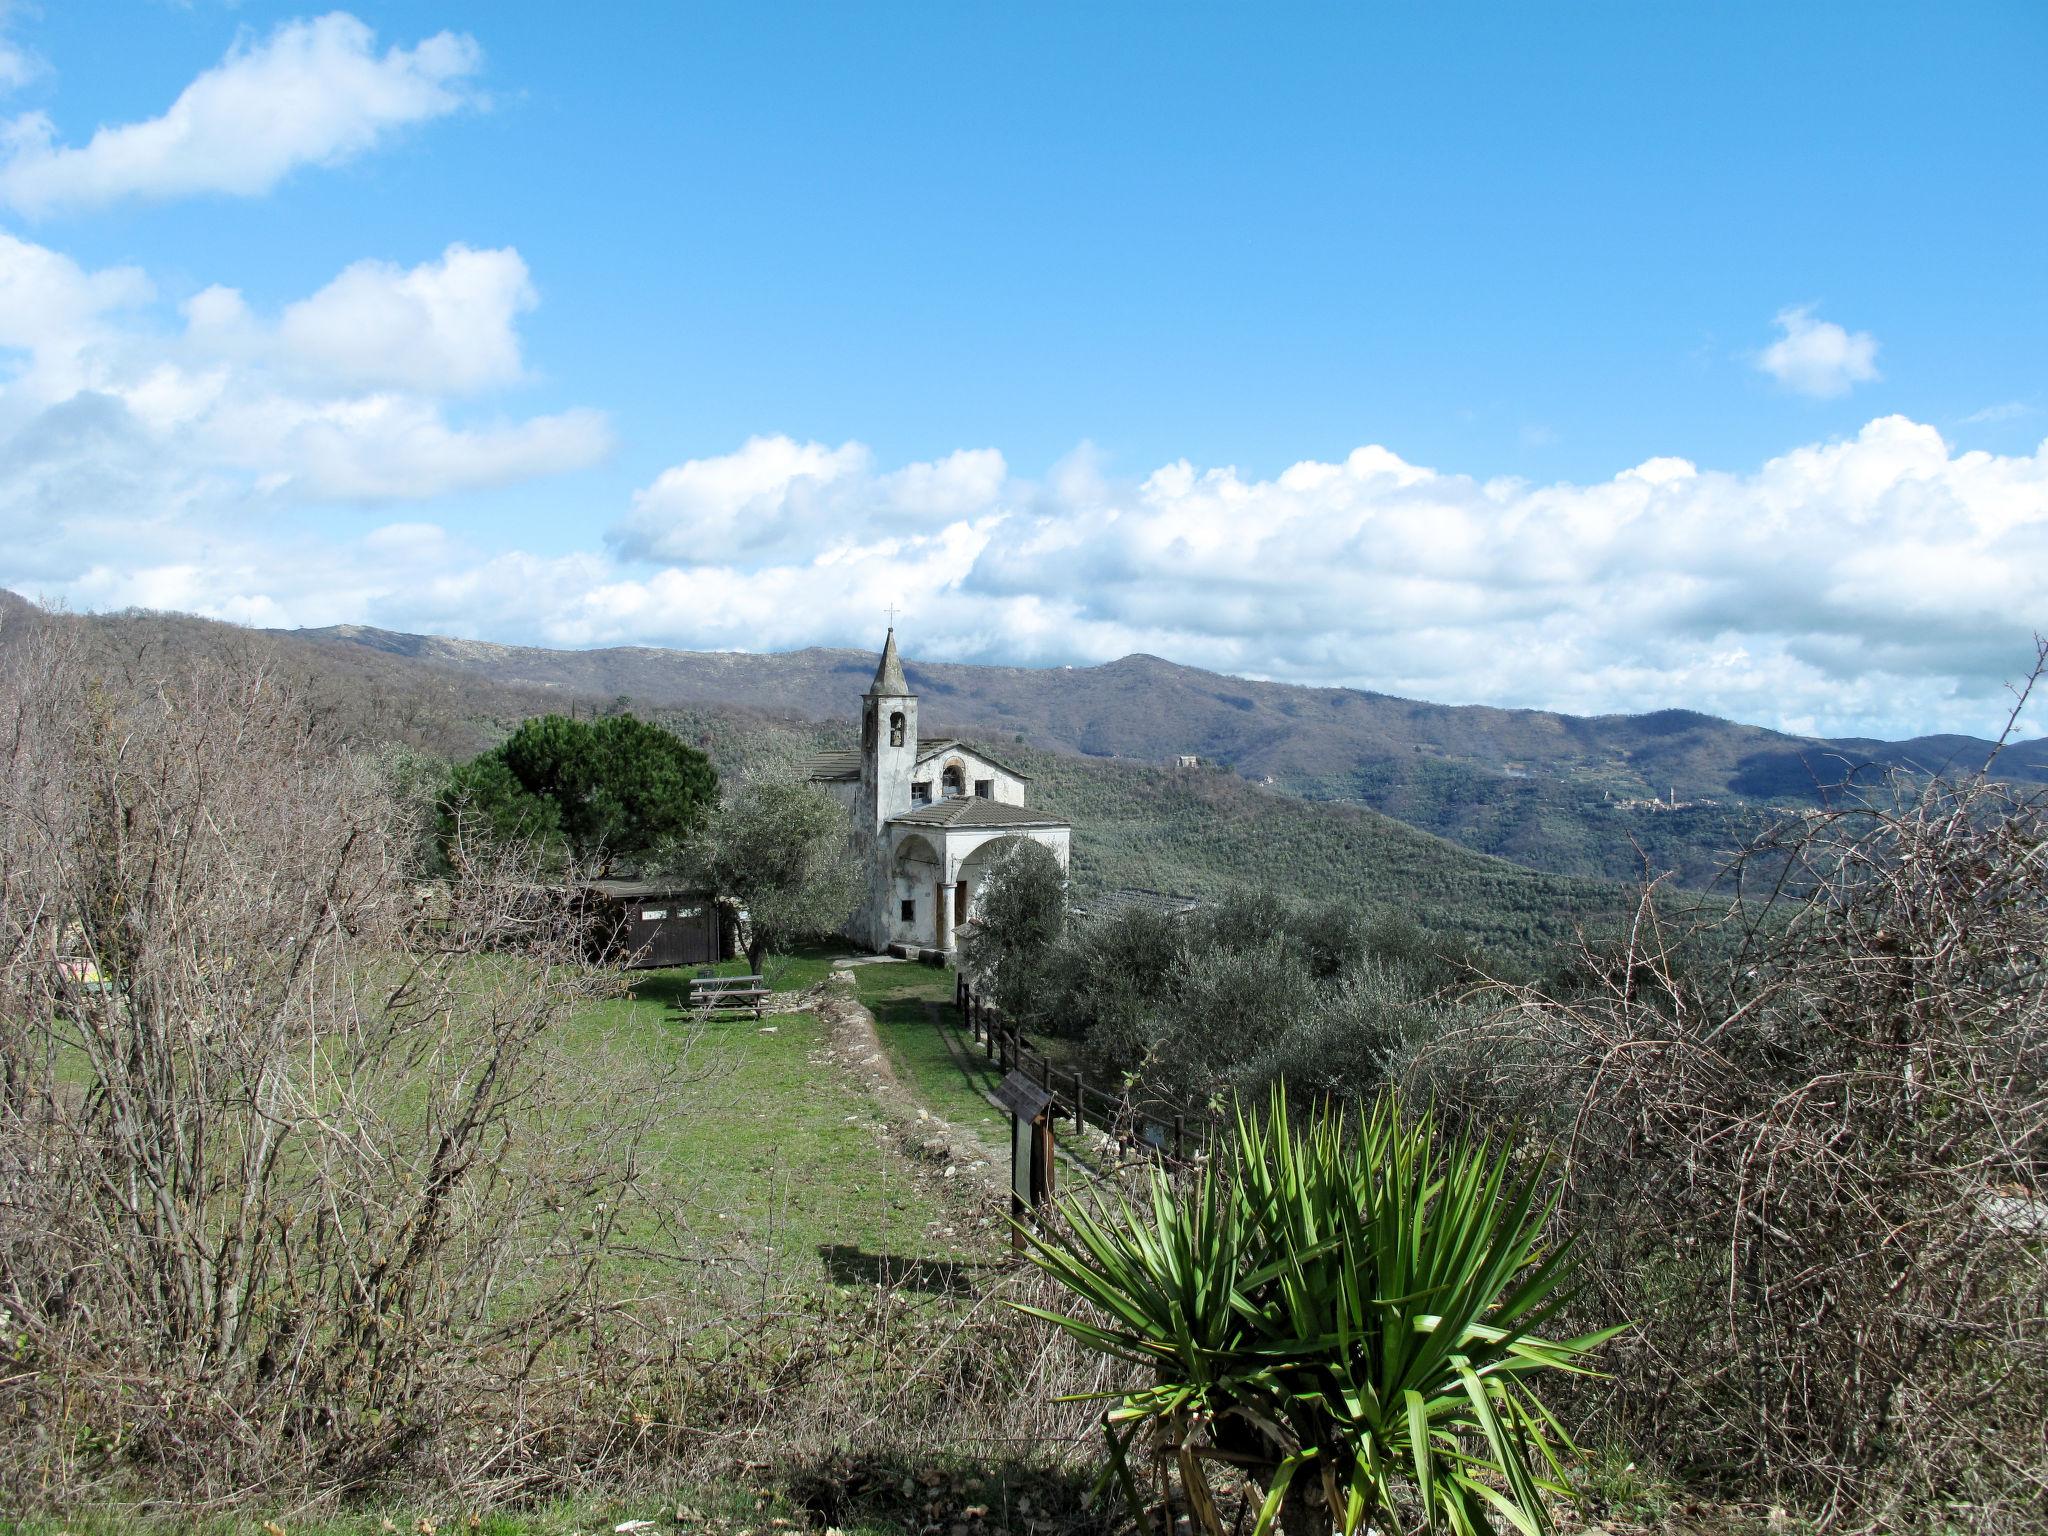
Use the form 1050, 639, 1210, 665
996, 1068, 1055, 1249
994, 1069, 1052, 1122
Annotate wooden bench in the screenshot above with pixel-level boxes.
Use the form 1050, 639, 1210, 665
686, 973, 771, 1019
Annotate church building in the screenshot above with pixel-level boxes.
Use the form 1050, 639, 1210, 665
808, 630, 1071, 955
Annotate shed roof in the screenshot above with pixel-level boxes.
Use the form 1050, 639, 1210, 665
890, 798, 1069, 831
585, 878, 716, 902
805, 748, 863, 781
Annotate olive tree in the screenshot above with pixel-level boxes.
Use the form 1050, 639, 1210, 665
689, 779, 859, 976
960, 837, 1068, 1020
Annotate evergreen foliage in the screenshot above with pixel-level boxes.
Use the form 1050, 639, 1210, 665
1015, 889, 1483, 1107
440, 711, 717, 873
960, 838, 1068, 1020
687, 779, 859, 974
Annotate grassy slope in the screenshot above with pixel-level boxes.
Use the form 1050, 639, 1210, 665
560, 954, 998, 1295
856, 961, 1010, 1151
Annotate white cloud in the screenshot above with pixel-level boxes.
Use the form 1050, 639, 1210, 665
180, 244, 541, 400
1756, 305, 1881, 398
3, 234, 2044, 739
0, 231, 153, 353
0, 230, 607, 530
0, 3, 43, 96
0, 12, 481, 215
218, 396, 612, 500
1960, 401, 2034, 426
66, 414, 2008, 741
612, 436, 1007, 564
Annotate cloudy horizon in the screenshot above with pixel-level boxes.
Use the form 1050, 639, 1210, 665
2, 7, 2043, 742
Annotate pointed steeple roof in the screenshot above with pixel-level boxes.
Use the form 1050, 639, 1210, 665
866, 628, 911, 696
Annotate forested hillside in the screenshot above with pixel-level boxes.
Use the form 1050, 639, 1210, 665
659, 702, 1622, 966
1, 597, 1627, 971
281, 616, 2046, 886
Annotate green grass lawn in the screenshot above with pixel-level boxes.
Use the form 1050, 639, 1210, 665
561, 960, 994, 1293
851, 961, 1010, 1151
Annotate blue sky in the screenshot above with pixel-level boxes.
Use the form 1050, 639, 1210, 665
1, 2, 2044, 738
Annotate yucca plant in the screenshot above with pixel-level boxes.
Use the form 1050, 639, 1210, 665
1014, 1091, 1619, 1536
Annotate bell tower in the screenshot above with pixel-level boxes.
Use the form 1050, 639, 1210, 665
859, 627, 917, 834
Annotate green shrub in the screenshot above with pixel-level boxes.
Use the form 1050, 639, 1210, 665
1017, 1091, 1618, 1536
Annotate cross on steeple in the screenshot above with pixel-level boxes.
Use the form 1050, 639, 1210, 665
885, 603, 900, 627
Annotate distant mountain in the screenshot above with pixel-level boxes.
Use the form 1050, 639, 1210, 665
0, 597, 1624, 971
283, 621, 2046, 886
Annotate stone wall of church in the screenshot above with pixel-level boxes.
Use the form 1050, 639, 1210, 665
910, 747, 1028, 806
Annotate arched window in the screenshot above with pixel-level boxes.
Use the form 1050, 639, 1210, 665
889, 711, 906, 747
942, 763, 965, 798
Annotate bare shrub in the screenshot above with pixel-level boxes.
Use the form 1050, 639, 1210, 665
0, 619, 692, 1507
1402, 670, 2048, 1528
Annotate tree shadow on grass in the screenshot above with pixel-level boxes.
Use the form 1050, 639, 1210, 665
781, 1448, 1109, 1536
622, 971, 701, 1010
818, 1243, 1005, 1296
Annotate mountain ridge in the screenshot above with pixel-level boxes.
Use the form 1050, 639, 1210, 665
275, 618, 2045, 888
284, 620, 2047, 787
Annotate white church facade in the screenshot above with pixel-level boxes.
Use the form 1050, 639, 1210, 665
808, 630, 1071, 955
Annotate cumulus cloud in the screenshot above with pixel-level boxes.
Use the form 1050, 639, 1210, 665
2, 228, 2042, 739
182, 243, 538, 395
0, 229, 606, 530
576, 421, 2048, 737
12, 410, 2047, 739
1757, 305, 1881, 398
0, 12, 481, 215
611, 436, 1007, 564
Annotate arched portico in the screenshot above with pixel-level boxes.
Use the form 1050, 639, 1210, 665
949, 829, 1070, 932
889, 832, 943, 947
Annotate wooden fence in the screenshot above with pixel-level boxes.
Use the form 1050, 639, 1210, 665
953, 974, 1199, 1164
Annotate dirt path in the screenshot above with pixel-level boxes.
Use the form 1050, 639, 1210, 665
807, 972, 1007, 1200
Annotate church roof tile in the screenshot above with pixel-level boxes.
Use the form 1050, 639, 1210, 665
890, 798, 1069, 831
912, 738, 1034, 781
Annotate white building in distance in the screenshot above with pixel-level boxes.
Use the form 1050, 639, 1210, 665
807, 630, 1071, 954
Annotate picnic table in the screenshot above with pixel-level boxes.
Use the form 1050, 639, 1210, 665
685, 973, 771, 1019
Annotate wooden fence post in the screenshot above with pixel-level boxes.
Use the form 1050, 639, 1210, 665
1072, 1070, 1086, 1132
1174, 1114, 1186, 1163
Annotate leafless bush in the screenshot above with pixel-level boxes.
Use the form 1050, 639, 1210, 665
0, 619, 696, 1507
1402, 658, 2048, 1530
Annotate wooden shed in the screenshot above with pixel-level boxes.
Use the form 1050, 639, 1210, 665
583, 879, 730, 969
